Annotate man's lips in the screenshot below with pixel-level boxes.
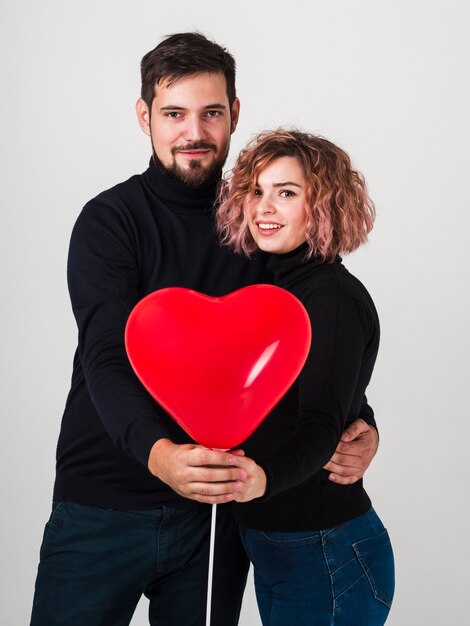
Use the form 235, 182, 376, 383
178, 149, 211, 158
173, 143, 216, 158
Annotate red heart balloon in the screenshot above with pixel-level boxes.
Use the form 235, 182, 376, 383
125, 285, 311, 449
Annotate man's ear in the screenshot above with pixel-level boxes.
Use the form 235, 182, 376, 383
136, 98, 151, 136
230, 97, 240, 134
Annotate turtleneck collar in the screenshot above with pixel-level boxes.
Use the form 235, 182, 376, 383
142, 156, 220, 214
266, 242, 341, 288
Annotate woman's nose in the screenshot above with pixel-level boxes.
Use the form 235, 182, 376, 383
259, 197, 275, 214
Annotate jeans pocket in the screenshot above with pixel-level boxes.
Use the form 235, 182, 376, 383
353, 529, 395, 608
40, 501, 66, 555
259, 529, 321, 546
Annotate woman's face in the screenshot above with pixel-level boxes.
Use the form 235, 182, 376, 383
245, 156, 308, 254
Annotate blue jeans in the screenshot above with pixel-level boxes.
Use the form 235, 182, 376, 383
240, 508, 394, 626
30, 501, 248, 626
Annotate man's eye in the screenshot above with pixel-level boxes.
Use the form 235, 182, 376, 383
206, 110, 222, 117
165, 112, 182, 118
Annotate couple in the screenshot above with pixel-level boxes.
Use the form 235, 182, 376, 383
30, 33, 394, 625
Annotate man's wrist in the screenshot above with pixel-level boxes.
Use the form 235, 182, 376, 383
148, 437, 173, 475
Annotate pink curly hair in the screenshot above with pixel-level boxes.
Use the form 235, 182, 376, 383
216, 129, 375, 261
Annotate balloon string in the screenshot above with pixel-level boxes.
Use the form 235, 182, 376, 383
205, 502, 217, 626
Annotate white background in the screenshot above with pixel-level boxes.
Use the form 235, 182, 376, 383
1, 1, 469, 624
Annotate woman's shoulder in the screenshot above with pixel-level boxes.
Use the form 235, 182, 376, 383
302, 261, 379, 324
308, 260, 373, 297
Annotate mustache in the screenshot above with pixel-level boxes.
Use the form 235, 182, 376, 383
172, 141, 217, 154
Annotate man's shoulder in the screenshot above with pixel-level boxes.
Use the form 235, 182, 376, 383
87, 171, 145, 212
70, 170, 150, 242
75, 169, 151, 229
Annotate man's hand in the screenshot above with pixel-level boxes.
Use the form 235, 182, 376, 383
323, 419, 379, 485
148, 438, 247, 504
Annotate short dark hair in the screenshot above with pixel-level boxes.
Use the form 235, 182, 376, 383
140, 32, 236, 109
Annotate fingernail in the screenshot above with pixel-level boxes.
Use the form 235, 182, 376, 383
329, 474, 336, 481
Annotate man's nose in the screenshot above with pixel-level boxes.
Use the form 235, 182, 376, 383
184, 115, 206, 142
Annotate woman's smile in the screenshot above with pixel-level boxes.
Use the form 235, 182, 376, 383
246, 156, 308, 254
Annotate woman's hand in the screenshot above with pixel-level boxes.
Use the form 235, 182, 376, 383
229, 451, 268, 502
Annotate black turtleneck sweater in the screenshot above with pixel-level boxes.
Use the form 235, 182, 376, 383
54, 160, 377, 511
233, 245, 379, 531
54, 159, 270, 509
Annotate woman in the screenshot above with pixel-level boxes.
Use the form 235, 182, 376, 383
216, 129, 395, 625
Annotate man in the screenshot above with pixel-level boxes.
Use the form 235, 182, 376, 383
30, 33, 379, 626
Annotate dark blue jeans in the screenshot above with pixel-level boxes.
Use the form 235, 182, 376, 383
240, 508, 394, 626
30, 501, 249, 626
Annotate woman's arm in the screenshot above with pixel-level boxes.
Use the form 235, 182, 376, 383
232, 282, 377, 501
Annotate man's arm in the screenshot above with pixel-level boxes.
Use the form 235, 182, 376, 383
70, 200, 251, 504
68, 200, 173, 466
207, 400, 380, 502
231, 417, 379, 502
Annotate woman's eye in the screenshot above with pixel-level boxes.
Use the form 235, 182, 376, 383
280, 190, 295, 198
253, 189, 262, 197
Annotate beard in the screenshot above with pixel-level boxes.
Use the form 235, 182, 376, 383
152, 141, 227, 188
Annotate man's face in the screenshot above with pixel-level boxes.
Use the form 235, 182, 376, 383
137, 72, 240, 187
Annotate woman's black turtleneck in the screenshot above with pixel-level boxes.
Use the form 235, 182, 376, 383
233, 244, 380, 531
54, 158, 270, 510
